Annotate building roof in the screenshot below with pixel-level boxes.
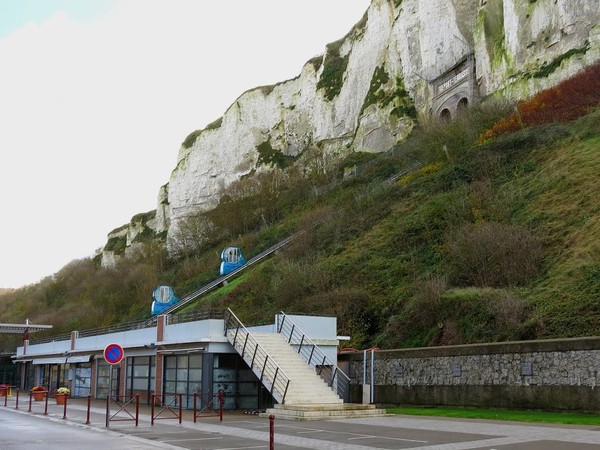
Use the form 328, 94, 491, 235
0, 323, 52, 334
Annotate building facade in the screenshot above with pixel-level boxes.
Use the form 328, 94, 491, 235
14, 310, 341, 410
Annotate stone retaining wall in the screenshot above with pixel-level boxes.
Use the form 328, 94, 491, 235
337, 337, 600, 411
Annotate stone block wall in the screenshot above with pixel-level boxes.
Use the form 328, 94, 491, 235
338, 337, 600, 411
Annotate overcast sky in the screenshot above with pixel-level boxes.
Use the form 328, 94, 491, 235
0, 0, 371, 289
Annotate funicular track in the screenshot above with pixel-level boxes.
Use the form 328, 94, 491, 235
146, 232, 301, 323
148, 161, 421, 323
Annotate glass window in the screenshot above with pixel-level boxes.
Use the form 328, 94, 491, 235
73, 365, 92, 398
166, 358, 177, 369
164, 369, 177, 381
238, 396, 258, 409
238, 369, 257, 382
189, 355, 202, 368
188, 369, 201, 382
96, 361, 118, 400
132, 378, 148, 390
238, 382, 259, 395
133, 366, 149, 377
125, 356, 155, 405
163, 353, 204, 409
212, 353, 266, 411
214, 368, 235, 382
164, 381, 176, 394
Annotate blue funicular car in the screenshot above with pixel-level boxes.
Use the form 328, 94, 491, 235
151, 285, 179, 315
219, 246, 247, 276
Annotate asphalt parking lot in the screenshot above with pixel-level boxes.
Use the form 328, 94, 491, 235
2, 393, 600, 449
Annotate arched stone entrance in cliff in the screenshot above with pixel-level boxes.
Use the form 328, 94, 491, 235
431, 55, 477, 119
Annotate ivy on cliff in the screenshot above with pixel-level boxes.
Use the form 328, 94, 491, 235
256, 141, 296, 169
103, 235, 127, 254
361, 66, 416, 118
527, 42, 590, 79
317, 40, 349, 101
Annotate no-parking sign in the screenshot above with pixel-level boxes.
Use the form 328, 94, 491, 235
103, 343, 124, 365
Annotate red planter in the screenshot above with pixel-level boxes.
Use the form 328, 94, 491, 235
32, 390, 46, 401
55, 394, 68, 405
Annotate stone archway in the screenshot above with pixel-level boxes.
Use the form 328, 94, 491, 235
430, 55, 477, 120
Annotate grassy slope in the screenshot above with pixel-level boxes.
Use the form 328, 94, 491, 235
526, 135, 600, 337
0, 108, 598, 350
202, 111, 600, 349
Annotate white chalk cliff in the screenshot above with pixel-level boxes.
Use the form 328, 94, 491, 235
103, 0, 600, 264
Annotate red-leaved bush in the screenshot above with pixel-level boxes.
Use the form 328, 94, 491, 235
479, 61, 600, 143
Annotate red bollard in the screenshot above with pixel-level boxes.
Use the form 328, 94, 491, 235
44, 392, 49, 416
62, 393, 68, 419
151, 394, 155, 426
105, 395, 110, 428
85, 395, 91, 424
15, 389, 19, 410
193, 393, 197, 423
178, 394, 182, 424
269, 414, 275, 450
3, 392, 6, 407
219, 391, 224, 422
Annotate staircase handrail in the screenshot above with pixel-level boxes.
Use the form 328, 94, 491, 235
276, 311, 350, 402
223, 308, 290, 404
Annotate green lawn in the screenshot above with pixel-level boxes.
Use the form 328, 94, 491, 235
387, 407, 600, 426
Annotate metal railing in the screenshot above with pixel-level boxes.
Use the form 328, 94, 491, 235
223, 308, 290, 404
276, 311, 350, 402
29, 308, 223, 344
28, 332, 72, 345
78, 320, 154, 339
167, 307, 224, 325
386, 161, 422, 185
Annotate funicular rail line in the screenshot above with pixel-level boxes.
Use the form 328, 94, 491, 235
147, 232, 301, 322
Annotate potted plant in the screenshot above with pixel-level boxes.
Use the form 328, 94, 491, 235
0, 384, 8, 397
52, 387, 70, 405
31, 386, 46, 401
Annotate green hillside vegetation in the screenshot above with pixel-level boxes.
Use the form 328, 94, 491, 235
1, 65, 599, 351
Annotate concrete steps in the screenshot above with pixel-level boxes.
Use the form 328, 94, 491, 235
252, 333, 343, 405
262, 403, 387, 421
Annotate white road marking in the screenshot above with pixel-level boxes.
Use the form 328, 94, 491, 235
164, 436, 223, 442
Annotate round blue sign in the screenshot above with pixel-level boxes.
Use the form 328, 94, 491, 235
103, 343, 124, 365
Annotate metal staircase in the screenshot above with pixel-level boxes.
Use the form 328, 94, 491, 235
275, 311, 350, 402
223, 309, 344, 405
223, 309, 290, 403
224, 309, 387, 420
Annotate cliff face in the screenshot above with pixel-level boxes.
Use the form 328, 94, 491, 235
103, 0, 600, 263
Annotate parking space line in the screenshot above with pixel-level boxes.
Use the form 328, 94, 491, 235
164, 437, 223, 442
280, 426, 429, 444
347, 434, 428, 443
218, 447, 267, 450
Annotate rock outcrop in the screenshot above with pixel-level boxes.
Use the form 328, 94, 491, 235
102, 0, 600, 265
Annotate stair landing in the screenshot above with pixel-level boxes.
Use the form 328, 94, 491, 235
261, 403, 387, 421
